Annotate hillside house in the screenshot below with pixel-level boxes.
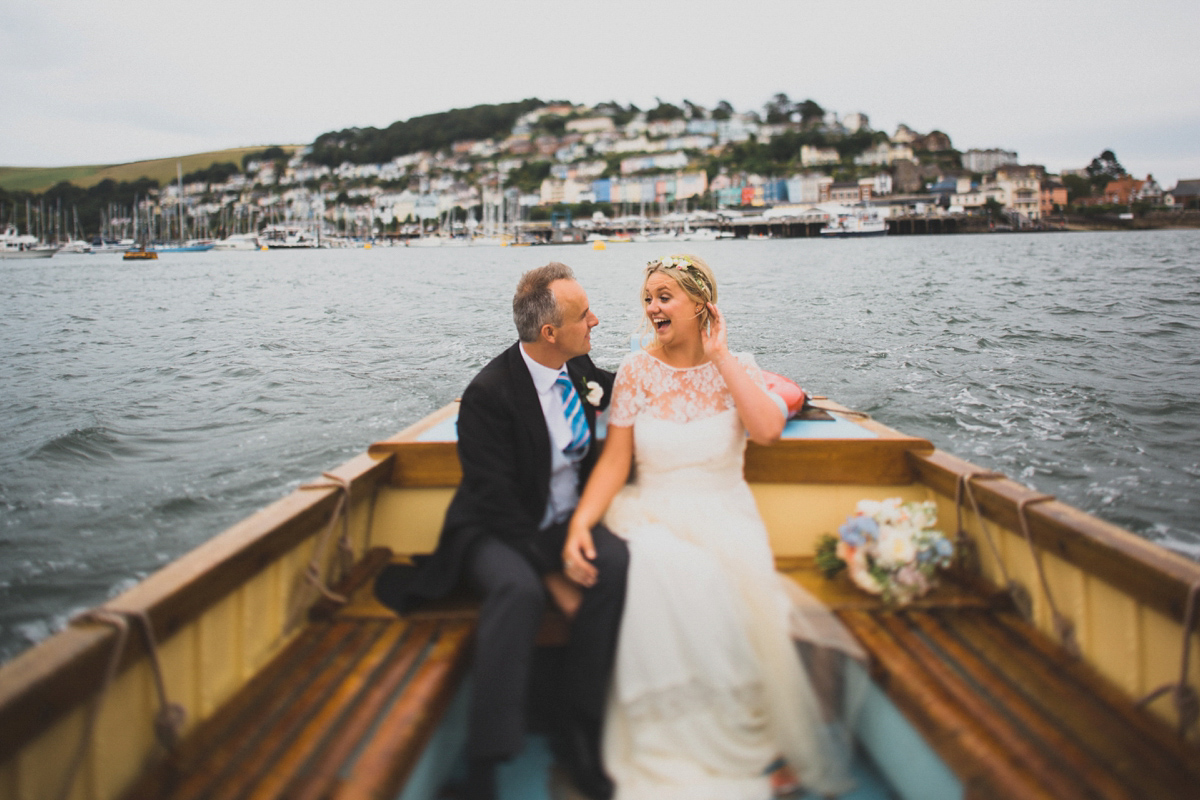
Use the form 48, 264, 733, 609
1165, 179, 1200, 208
1040, 180, 1068, 215
962, 148, 1019, 173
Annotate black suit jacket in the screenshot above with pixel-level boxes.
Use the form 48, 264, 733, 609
376, 342, 615, 612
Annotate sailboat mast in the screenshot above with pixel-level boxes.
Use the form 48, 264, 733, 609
177, 162, 185, 243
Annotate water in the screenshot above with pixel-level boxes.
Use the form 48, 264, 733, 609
1, 231, 1198, 662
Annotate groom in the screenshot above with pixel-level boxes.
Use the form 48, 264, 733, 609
375, 262, 627, 800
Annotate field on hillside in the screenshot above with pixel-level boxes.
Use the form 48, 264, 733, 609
0, 146, 300, 193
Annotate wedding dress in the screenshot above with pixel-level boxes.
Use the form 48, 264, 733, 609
602, 350, 859, 800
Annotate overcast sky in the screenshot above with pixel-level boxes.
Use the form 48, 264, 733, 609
2, 0, 1198, 185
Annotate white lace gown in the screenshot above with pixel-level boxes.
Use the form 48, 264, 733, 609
602, 350, 854, 800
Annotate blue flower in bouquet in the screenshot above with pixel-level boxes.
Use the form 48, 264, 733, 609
831, 498, 954, 605
934, 536, 954, 559
837, 515, 878, 547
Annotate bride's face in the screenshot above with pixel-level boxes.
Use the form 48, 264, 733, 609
644, 272, 703, 346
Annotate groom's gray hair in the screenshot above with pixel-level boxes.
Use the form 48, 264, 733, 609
514, 262, 575, 342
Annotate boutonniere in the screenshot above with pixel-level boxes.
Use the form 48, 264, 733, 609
584, 380, 604, 407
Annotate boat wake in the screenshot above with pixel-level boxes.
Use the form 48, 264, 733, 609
29, 426, 139, 463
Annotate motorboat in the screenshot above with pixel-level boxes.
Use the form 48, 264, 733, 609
260, 225, 322, 249
153, 240, 216, 253
820, 208, 888, 237
89, 237, 136, 253
57, 239, 93, 254
212, 233, 262, 251
0, 226, 58, 259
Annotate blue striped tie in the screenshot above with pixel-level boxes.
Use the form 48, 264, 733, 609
555, 373, 590, 457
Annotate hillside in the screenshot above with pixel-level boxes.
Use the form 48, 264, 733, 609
0, 146, 300, 193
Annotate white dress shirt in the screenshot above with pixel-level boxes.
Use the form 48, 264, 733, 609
519, 343, 586, 529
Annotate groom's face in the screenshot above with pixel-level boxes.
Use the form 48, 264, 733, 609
547, 279, 598, 360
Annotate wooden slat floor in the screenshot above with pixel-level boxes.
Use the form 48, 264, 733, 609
124, 583, 472, 800
780, 559, 1200, 800
125, 554, 1200, 800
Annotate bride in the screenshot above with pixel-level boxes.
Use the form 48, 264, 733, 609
562, 255, 858, 800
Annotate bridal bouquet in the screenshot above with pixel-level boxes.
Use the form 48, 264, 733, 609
817, 498, 954, 605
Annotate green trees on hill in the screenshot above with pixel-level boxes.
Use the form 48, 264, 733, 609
182, 162, 240, 186
242, 147, 288, 171
309, 99, 546, 167
505, 161, 552, 194
646, 100, 684, 122
763, 94, 825, 127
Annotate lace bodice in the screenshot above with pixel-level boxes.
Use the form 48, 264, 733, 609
608, 350, 767, 427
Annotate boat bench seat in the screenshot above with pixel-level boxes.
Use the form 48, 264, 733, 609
782, 559, 1200, 800
124, 549, 480, 800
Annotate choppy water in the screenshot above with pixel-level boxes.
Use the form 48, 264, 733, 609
2, 231, 1198, 663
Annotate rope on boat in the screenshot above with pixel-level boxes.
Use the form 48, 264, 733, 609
299, 472, 357, 606
57, 609, 186, 800
954, 471, 1018, 600
955, 473, 1079, 656
1138, 580, 1200, 738
1014, 494, 1080, 658
805, 397, 871, 419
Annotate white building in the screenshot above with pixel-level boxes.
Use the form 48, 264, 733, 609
620, 152, 689, 175
860, 173, 893, 196
800, 145, 841, 167
854, 142, 915, 167
566, 117, 616, 135
962, 148, 1019, 173
647, 118, 688, 138
786, 172, 831, 203
843, 112, 870, 133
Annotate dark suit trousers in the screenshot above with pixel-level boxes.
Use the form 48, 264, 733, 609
463, 522, 628, 761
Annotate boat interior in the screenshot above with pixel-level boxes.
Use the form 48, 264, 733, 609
1, 399, 1198, 800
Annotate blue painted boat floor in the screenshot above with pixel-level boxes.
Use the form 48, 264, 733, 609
415, 414, 875, 442
441, 734, 895, 800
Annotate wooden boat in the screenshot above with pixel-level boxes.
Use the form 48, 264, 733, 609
1, 397, 1198, 800
122, 248, 158, 261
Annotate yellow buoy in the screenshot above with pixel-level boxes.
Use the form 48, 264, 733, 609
592, 240, 606, 250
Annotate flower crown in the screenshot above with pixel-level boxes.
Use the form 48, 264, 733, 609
646, 255, 713, 298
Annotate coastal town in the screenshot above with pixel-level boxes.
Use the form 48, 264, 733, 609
3, 96, 1199, 252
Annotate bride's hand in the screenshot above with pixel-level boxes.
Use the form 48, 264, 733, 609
562, 522, 598, 587
701, 302, 730, 364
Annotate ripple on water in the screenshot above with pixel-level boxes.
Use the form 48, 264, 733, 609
29, 426, 139, 463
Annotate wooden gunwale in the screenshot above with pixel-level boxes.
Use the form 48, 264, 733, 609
909, 448, 1200, 621
0, 452, 396, 767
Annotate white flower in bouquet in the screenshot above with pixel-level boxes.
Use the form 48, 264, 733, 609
876, 524, 917, 569
818, 498, 954, 605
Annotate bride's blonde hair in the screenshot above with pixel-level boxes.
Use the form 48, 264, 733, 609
642, 254, 719, 340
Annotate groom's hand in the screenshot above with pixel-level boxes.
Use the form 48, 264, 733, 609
562, 523, 598, 587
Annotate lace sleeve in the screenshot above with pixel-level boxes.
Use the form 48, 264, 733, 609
607, 354, 642, 427
734, 351, 769, 391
